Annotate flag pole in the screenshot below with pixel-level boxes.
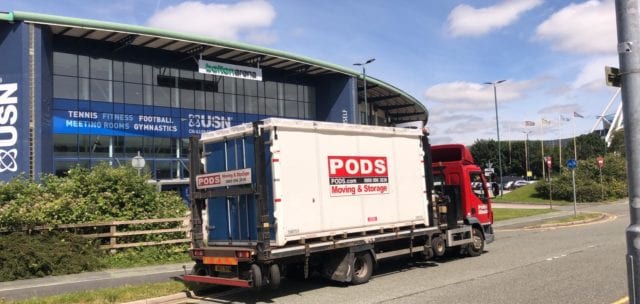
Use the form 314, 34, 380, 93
541, 118, 545, 180
559, 115, 563, 171
508, 124, 512, 166
573, 116, 578, 161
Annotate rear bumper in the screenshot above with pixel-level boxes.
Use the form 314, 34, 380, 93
179, 274, 251, 288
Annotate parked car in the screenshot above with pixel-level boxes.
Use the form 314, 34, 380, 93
512, 180, 532, 189
503, 181, 515, 190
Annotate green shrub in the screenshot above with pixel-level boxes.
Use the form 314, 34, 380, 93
0, 164, 187, 230
0, 164, 190, 280
534, 154, 628, 202
0, 232, 104, 282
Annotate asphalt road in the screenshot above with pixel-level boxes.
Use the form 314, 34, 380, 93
188, 202, 630, 304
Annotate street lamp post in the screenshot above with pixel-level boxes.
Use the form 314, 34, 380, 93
354, 58, 375, 125
522, 130, 532, 180
485, 80, 506, 197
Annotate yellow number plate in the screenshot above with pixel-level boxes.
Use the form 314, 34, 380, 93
214, 265, 233, 273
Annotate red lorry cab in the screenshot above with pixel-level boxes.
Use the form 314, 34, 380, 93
431, 144, 494, 241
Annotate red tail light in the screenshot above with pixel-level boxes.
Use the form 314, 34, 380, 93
192, 250, 204, 257
236, 251, 251, 258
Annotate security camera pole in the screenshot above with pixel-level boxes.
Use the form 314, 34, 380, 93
615, 0, 640, 302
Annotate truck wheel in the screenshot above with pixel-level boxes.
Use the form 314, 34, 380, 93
466, 227, 484, 257
351, 252, 373, 285
431, 236, 446, 257
250, 264, 263, 291
268, 264, 281, 290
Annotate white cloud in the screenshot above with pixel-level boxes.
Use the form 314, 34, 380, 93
424, 80, 537, 111
447, 0, 543, 37
535, 0, 615, 54
244, 29, 278, 45
572, 55, 618, 90
147, 0, 277, 43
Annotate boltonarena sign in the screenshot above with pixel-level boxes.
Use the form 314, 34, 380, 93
198, 59, 262, 81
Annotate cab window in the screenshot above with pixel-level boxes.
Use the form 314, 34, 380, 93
470, 172, 487, 200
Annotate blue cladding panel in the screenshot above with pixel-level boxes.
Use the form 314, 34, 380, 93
0, 22, 32, 181
37, 25, 54, 177
315, 75, 357, 123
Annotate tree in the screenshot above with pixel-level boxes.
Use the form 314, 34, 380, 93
469, 132, 608, 181
609, 129, 625, 157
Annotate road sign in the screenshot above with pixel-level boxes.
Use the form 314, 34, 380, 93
605, 66, 621, 87
597, 156, 604, 169
131, 151, 146, 176
567, 158, 577, 170
546, 156, 552, 168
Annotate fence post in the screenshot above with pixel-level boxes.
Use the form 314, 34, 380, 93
109, 222, 117, 254
183, 215, 191, 239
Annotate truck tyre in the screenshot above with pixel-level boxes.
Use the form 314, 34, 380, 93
250, 264, 263, 291
351, 252, 373, 285
431, 236, 446, 257
268, 264, 281, 290
466, 227, 484, 257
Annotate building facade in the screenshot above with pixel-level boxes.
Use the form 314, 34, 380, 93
0, 11, 427, 188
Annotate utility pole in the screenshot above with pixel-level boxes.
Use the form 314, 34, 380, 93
615, 1, 640, 302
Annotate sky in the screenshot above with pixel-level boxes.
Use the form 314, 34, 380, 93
2, 0, 623, 145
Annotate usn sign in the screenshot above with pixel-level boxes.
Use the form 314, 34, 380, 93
0, 83, 19, 174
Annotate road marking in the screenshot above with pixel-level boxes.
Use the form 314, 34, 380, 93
611, 296, 628, 304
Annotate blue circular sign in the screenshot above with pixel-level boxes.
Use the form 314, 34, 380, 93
567, 159, 577, 169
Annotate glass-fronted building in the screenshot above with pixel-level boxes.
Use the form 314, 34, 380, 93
0, 11, 427, 191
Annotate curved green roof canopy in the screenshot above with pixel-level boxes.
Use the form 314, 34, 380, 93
1, 11, 427, 124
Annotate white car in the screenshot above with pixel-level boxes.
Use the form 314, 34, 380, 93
503, 181, 515, 190
512, 180, 531, 188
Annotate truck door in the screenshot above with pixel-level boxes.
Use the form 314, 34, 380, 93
468, 172, 492, 224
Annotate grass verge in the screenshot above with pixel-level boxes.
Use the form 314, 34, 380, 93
100, 244, 191, 269
3, 281, 186, 304
492, 184, 570, 205
540, 212, 603, 225
493, 208, 555, 221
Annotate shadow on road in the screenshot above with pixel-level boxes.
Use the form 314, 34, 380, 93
190, 252, 487, 303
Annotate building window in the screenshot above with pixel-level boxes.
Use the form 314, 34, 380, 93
52, 51, 318, 180
53, 76, 78, 99
53, 52, 77, 76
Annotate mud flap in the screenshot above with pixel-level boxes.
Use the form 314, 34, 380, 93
321, 251, 355, 282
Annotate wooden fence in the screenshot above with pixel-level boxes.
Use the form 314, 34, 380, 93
9, 217, 191, 251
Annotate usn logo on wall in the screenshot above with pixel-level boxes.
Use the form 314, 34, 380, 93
0, 83, 18, 173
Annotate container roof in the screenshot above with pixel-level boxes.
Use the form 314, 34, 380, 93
0, 11, 428, 124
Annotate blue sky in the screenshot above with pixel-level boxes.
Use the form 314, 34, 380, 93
3, 0, 622, 144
